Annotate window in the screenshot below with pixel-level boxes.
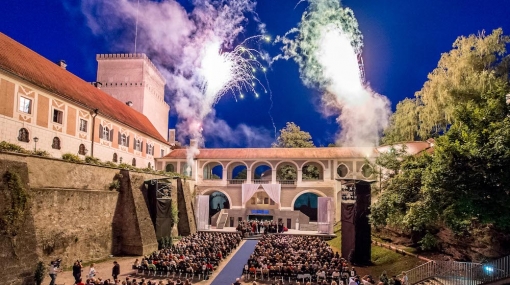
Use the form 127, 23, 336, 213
120, 157, 123, 163
17, 128, 29, 142
337, 164, 349, 178
135, 139, 142, 151
79, 119, 88, 132
113, 153, 118, 163
121, 134, 127, 146
78, 144, 86, 155
148, 162, 151, 169
51, 137, 61, 150
361, 164, 373, 178
146, 143, 154, 155
19, 97, 32, 114
132, 158, 136, 167
52, 109, 63, 124
102, 127, 110, 141
165, 164, 175, 172
161, 149, 165, 157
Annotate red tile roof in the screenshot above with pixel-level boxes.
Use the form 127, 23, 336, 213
163, 147, 379, 160
0, 32, 168, 145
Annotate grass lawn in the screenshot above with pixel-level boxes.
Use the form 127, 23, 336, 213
327, 224, 425, 280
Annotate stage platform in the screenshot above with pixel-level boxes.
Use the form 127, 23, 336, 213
198, 227, 337, 239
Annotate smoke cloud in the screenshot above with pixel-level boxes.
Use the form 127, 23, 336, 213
81, 0, 271, 168
275, 0, 390, 146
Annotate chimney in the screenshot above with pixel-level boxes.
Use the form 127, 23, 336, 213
168, 129, 176, 144
58, 60, 67, 70
190, 139, 198, 148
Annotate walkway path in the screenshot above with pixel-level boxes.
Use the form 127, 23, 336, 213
209, 240, 258, 285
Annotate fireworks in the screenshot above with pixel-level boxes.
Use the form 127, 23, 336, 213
198, 36, 268, 112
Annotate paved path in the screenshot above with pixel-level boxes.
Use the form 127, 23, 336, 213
210, 240, 258, 285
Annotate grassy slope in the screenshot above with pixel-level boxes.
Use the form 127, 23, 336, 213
327, 224, 425, 280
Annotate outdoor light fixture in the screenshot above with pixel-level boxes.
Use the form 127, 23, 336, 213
484, 265, 494, 274
33, 137, 39, 151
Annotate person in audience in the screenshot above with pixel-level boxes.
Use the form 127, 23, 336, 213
88, 264, 98, 279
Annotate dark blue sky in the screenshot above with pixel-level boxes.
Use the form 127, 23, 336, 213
1, 0, 509, 147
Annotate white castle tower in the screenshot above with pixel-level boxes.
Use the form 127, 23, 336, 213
96, 53, 170, 140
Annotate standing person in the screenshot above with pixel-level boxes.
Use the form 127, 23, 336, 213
112, 261, 120, 281
401, 272, 408, 285
48, 261, 60, 285
73, 260, 83, 284
88, 263, 98, 279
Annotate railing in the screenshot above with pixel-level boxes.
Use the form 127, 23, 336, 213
404, 257, 510, 285
472, 254, 510, 284
252, 179, 271, 184
227, 179, 246, 185
278, 179, 296, 185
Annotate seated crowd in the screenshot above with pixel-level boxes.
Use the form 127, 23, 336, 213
237, 220, 287, 235
134, 232, 241, 279
241, 235, 372, 285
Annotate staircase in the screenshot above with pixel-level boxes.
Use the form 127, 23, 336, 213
405, 254, 510, 285
216, 211, 228, 229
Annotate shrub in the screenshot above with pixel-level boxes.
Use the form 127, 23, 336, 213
34, 261, 46, 285
85, 156, 102, 165
419, 232, 438, 251
0, 141, 30, 154
109, 180, 120, 191
62, 153, 83, 163
118, 163, 136, 170
32, 150, 50, 157
103, 161, 117, 168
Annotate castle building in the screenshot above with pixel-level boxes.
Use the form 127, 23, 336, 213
96, 54, 170, 140
0, 33, 172, 167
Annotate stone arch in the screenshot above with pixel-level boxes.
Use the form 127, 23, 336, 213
290, 189, 327, 209
202, 160, 224, 180
226, 161, 248, 180
275, 161, 299, 182
301, 160, 325, 180
200, 188, 233, 211
251, 160, 273, 181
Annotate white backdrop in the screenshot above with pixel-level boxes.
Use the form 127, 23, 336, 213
196, 195, 210, 230
317, 197, 334, 234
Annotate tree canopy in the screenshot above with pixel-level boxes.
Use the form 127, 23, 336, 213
373, 29, 510, 250
273, 122, 316, 148
383, 28, 510, 144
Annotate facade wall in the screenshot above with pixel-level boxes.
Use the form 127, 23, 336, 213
97, 54, 170, 140
0, 72, 170, 167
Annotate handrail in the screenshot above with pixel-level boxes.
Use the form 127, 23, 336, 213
404, 254, 510, 285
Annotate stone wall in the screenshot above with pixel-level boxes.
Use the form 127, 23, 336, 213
0, 152, 193, 285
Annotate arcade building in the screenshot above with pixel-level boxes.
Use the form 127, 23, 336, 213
156, 141, 433, 232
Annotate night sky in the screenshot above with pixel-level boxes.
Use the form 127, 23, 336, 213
1, 0, 509, 147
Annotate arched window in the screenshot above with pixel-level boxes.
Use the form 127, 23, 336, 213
51, 137, 61, 150
337, 164, 349, 178
120, 157, 123, 163
132, 158, 136, 167
18, 128, 29, 142
148, 162, 151, 169
165, 164, 175, 172
113, 153, 118, 163
78, 144, 86, 155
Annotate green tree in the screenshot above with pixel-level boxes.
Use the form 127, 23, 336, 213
273, 122, 316, 148
277, 164, 297, 181
382, 29, 510, 144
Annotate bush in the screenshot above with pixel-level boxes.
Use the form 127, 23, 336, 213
118, 163, 136, 170
109, 180, 120, 191
85, 156, 102, 165
62, 153, 83, 163
419, 232, 438, 251
34, 261, 46, 285
103, 161, 117, 168
31, 150, 50, 157
0, 141, 30, 154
